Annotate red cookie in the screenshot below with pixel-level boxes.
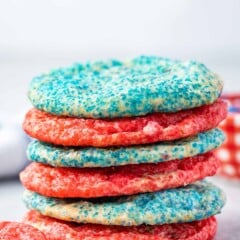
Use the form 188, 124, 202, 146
0, 221, 46, 240
23, 99, 227, 147
20, 152, 219, 198
23, 210, 217, 240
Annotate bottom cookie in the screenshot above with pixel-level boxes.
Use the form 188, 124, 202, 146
0, 221, 46, 240
23, 210, 217, 240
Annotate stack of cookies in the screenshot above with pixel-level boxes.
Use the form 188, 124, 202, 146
20, 56, 227, 239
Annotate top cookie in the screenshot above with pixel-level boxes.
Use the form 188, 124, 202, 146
28, 56, 223, 118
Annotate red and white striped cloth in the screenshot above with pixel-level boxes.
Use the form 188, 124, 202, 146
215, 94, 240, 179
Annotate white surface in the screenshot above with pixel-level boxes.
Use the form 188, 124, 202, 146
213, 177, 240, 240
0, 177, 239, 239
0, 179, 26, 221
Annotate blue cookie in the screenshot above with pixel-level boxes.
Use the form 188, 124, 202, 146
23, 181, 226, 226
28, 56, 223, 118
27, 128, 225, 167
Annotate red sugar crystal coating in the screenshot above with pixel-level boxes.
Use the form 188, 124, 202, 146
23, 99, 227, 147
20, 152, 219, 198
23, 210, 217, 240
0, 221, 46, 240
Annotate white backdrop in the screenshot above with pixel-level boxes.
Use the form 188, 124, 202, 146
1, 0, 240, 55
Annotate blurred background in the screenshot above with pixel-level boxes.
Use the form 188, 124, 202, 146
0, 0, 240, 239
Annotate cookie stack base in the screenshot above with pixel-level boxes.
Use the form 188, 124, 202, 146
23, 210, 217, 240
0, 221, 46, 240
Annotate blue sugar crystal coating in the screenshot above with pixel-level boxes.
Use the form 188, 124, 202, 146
23, 181, 226, 226
27, 128, 225, 168
28, 56, 223, 118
